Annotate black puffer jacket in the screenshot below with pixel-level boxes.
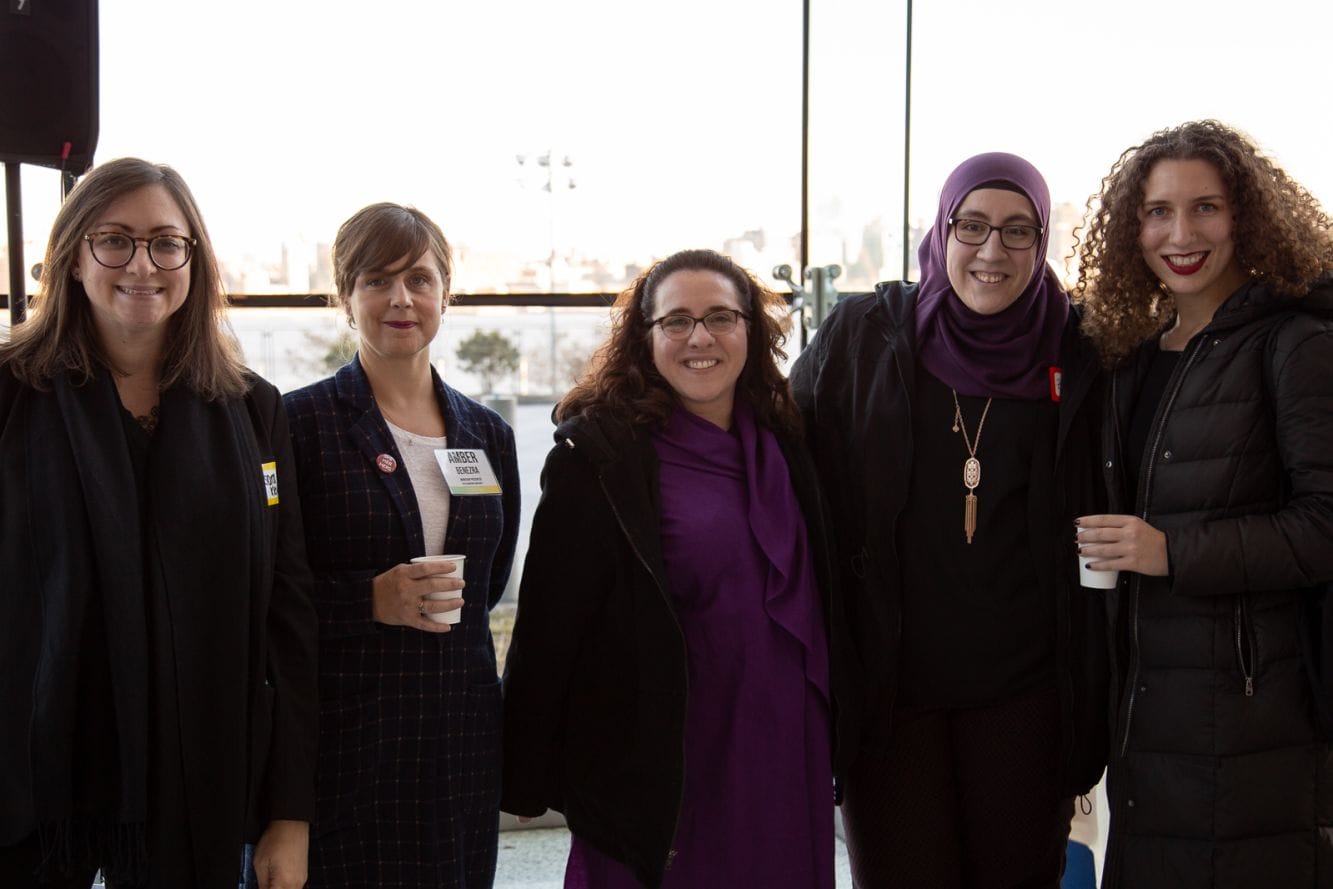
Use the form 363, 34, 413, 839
789, 282, 1108, 797
1101, 279, 1333, 889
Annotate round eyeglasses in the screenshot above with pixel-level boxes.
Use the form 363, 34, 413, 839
947, 217, 1043, 251
652, 309, 748, 340
83, 232, 198, 271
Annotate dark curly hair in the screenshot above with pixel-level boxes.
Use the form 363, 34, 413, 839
1073, 119, 1333, 364
556, 248, 800, 435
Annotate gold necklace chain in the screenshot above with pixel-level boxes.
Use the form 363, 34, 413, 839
951, 390, 993, 544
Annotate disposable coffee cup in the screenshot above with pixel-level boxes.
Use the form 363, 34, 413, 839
411, 555, 466, 624
1078, 554, 1119, 590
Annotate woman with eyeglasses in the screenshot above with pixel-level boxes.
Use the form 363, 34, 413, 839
0, 157, 318, 889
790, 153, 1108, 888
283, 203, 519, 889
501, 249, 853, 889
1073, 120, 1333, 889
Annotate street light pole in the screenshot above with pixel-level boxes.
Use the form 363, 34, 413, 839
515, 150, 576, 394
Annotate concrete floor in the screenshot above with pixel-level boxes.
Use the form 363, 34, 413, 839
494, 827, 855, 888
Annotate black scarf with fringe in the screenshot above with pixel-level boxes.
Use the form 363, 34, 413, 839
26, 367, 264, 884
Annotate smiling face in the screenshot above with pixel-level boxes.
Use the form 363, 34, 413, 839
945, 187, 1040, 315
346, 249, 447, 362
1138, 158, 1249, 307
75, 184, 191, 344
650, 268, 749, 430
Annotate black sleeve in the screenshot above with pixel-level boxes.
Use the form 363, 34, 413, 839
500, 442, 614, 816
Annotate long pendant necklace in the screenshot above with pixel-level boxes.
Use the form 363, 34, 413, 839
951, 390, 993, 544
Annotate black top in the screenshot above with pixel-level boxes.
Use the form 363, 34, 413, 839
897, 366, 1058, 709
1125, 348, 1181, 502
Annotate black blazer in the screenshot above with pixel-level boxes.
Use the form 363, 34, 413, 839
284, 356, 520, 886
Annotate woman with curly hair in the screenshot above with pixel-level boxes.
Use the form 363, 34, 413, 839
1074, 119, 1333, 888
501, 249, 853, 889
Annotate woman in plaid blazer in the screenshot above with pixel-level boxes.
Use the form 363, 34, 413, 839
285, 203, 519, 888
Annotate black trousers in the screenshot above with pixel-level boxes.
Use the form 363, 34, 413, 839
841, 686, 1074, 889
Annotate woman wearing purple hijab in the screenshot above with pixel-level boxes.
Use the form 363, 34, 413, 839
501, 249, 853, 889
791, 153, 1108, 887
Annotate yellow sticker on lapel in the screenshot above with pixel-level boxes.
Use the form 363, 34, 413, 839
262, 461, 279, 506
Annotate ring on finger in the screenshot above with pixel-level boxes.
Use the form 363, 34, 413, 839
417, 598, 426, 615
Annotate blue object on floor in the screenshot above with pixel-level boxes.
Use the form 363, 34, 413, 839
240, 843, 258, 889
1062, 839, 1096, 889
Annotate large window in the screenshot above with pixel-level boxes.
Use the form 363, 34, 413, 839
806, 0, 1333, 287
9, 0, 804, 298
6, 0, 1333, 608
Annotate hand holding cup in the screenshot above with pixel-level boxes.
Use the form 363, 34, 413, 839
1075, 514, 1170, 587
410, 555, 468, 625
371, 557, 466, 631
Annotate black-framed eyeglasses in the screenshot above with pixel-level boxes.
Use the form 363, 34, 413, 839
947, 217, 1043, 250
83, 231, 198, 271
651, 309, 749, 340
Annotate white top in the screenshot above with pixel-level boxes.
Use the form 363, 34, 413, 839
384, 418, 451, 555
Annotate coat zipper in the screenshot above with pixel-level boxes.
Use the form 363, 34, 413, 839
597, 475, 689, 872
1234, 595, 1255, 696
1119, 337, 1206, 757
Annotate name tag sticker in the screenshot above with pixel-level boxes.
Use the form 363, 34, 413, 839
262, 461, 279, 506
434, 448, 502, 495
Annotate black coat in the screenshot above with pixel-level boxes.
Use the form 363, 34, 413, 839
1100, 280, 1333, 889
500, 410, 854, 889
0, 365, 318, 888
788, 282, 1109, 797
283, 357, 520, 889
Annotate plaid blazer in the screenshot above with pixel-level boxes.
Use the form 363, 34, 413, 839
284, 355, 519, 889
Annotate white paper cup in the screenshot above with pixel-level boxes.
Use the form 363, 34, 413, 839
1078, 554, 1119, 590
411, 555, 466, 624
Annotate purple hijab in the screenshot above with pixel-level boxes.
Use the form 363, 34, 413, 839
914, 152, 1069, 399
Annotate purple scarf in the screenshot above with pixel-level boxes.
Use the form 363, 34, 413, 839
914, 152, 1069, 399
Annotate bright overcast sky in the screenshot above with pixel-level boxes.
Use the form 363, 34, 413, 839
10, 0, 1333, 287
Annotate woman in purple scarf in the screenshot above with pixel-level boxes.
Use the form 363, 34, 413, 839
502, 249, 853, 889
790, 153, 1108, 887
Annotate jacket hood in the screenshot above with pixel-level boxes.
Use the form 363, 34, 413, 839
1211, 275, 1333, 331
871, 280, 919, 335
553, 410, 643, 464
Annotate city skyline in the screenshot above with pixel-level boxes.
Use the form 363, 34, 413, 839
7, 0, 1333, 297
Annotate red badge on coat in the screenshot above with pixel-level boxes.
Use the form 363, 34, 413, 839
376, 453, 397, 474
1049, 366, 1062, 402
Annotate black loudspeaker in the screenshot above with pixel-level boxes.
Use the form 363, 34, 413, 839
0, 0, 99, 173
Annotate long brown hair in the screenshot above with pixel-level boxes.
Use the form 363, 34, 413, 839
557, 248, 800, 435
0, 157, 247, 398
1073, 120, 1333, 364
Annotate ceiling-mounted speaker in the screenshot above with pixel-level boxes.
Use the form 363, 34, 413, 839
0, 0, 99, 173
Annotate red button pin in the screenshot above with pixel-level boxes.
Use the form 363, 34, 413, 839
376, 453, 397, 474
